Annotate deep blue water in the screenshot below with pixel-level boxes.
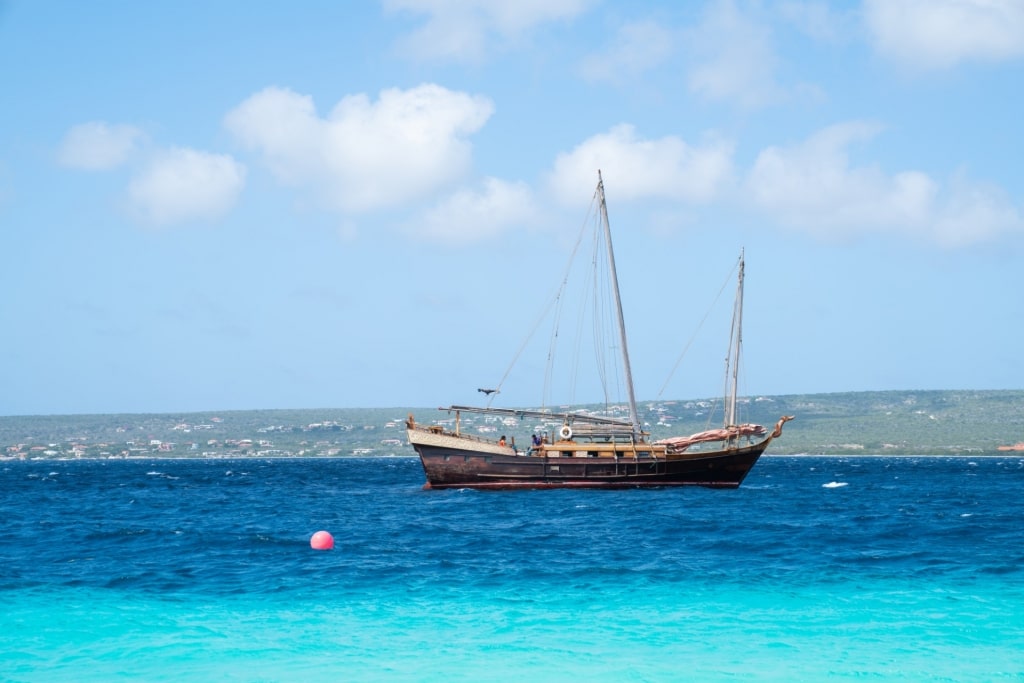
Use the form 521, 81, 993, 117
2, 456, 1023, 681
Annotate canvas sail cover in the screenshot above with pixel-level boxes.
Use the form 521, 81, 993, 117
655, 424, 767, 451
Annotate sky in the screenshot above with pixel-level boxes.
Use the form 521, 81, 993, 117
2, 0, 1023, 416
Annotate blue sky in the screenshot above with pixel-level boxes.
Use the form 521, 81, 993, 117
2, 0, 1023, 416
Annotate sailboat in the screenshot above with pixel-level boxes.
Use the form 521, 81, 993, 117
406, 172, 792, 489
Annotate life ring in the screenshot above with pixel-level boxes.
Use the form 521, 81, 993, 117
558, 425, 573, 441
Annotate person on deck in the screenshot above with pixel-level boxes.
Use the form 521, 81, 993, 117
498, 436, 507, 446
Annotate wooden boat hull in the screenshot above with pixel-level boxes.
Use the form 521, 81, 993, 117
408, 430, 769, 490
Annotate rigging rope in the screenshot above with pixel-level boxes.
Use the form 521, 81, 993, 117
655, 257, 740, 399
486, 190, 600, 410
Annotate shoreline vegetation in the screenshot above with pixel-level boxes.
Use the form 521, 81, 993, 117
2, 390, 1022, 460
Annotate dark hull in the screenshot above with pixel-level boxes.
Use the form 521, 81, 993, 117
412, 442, 768, 490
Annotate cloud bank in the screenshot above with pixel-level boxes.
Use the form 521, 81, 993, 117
385, 0, 592, 61
746, 122, 1023, 247
127, 148, 247, 227
865, 0, 1024, 69
415, 177, 539, 243
686, 0, 783, 108
547, 124, 735, 206
580, 20, 675, 84
225, 84, 494, 213
58, 122, 145, 170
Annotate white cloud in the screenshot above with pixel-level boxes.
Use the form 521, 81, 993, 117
932, 172, 1024, 247
58, 121, 145, 170
225, 84, 494, 213
384, 0, 591, 61
776, 1, 848, 42
414, 177, 538, 243
127, 148, 246, 226
745, 121, 1024, 247
223, 88, 324, 186
547, 124, 735, 206
686, 0, 783, 108
864, 0, 1024, 69
580, 20, 676, 84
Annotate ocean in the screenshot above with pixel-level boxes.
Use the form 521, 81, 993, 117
2, 455, 1022, 681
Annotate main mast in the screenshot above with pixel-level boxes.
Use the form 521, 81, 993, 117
596, 170, 642, 439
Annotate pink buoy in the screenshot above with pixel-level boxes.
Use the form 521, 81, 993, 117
310, 530, 334, 550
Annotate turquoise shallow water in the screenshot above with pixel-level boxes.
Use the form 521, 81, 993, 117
2, 456, 1023, 681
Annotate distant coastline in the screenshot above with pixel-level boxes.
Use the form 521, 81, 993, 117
2, 389, 1023, 459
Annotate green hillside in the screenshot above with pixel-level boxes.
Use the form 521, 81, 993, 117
719, 390, 1024, 455
2, 390, 1023, 459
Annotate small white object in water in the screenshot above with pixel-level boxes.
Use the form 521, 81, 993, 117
822, 481, 848, 488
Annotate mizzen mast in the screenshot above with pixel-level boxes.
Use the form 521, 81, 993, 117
597, 170, 642, 439
725, 249, 745, 428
